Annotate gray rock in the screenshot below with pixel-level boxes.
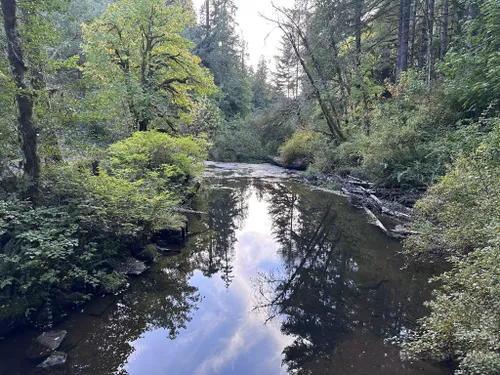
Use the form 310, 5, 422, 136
26, 330, 67, 360
37, 351, 67, 369
116, 257, 148, 276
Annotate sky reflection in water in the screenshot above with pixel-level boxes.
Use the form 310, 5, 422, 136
125, 191, 290, 375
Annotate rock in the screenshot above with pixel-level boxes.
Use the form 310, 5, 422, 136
37, 351, 67, 369
116, 257, 148, 276
26, 330, 67, 360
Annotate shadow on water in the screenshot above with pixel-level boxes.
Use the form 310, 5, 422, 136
0, 165, 452, 375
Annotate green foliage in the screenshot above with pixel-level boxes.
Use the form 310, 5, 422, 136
279, 130, 319, 167
0, 131, 207, 322
193, 0, 252, 119
403, 242, 500, 375
403, 119, 500, 373
189, 97, 224, 140
211, 116, 265, 162
0, 198, 98, 319
406, 118, 500, 258
105, 131, 208, 198
442, 0, 500, 115
82, 0, 216, 130
136, 244, 158, 263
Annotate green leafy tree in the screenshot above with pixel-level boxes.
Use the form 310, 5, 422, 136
194, 0, 252, 118
82, 0, 216, 132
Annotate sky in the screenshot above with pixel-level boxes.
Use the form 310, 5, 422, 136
192, 0, 295, 70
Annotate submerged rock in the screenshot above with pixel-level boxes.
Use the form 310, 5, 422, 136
116, 257, 148, 276
37, 351, 67, 369
26, 330, 67, 360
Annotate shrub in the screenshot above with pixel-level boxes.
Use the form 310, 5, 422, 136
403, 118, 500, 373
403, 242, 500, 375
211, 116, 265, 162
279, 130, 319, 167
0, 131, 208, 323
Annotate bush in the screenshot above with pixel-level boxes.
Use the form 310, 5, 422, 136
0, 131, 208, 323
211, 116, 265, 162
405, 118, 500, 259
279, 130, 319, 167
403, 242, 500, 375
403, 118, 500, 373
105, 131, 208, 198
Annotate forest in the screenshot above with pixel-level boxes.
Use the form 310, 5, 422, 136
0, 0, 498, 373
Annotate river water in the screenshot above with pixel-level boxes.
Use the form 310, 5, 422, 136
0, 163, 451, 375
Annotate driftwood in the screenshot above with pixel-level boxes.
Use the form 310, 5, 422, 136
391, 225, 422, 236
364, 207, 389, 234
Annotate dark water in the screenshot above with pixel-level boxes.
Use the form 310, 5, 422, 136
0, 163, 451, 375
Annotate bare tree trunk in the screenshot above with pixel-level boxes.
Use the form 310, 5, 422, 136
409, 0, 418, 65
440, 0, 449, 59
418, 0, 428, 71
396, 0, 411, 82
354, 0, 363, 71
1, 0, 40, 200
354, 0, 370, 135
426, 0, 435, 86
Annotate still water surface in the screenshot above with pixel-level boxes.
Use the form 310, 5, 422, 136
0, 163, 452, 375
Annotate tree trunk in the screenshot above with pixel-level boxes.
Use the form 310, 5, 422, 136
418, 0, 428, 71
354, 0, 363, 71
396, 0, 411, 82
282, 28, 345, 143
426, 0, 435, 87
409, 0, 418, 65
440, 0, 449, 59
1, 0, 40, 200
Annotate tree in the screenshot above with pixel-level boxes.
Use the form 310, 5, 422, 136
195, 0, 252, 118
396, 0, 412, 81
0, 0, 67, 199
1, 0, 39, 199
252, 57, 272, 109
82, 0, 215, 132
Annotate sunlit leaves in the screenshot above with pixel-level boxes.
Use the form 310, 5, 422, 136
82, 0, 216, 130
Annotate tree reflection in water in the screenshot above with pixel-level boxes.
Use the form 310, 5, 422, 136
63, 253, 201, 375
189, 179, 250, 288
253, 181, 439, 375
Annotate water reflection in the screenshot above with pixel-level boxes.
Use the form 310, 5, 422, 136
190, 179, 250, 287
0, 172, 451, 375
253, 181, 443, 374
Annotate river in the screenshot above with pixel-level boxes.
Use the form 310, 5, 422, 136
0, 162, 452, 375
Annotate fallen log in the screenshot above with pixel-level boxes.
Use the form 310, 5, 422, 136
364, 207, 389, 234
391, 225, 422, 236
381, 206, 412, 220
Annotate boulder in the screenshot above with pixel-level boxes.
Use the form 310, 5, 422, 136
26, 330, 67, 360
116, 257, 148, 276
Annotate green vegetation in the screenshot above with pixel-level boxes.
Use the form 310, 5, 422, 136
0, 0, 499, 371
0, 0, 211, 325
